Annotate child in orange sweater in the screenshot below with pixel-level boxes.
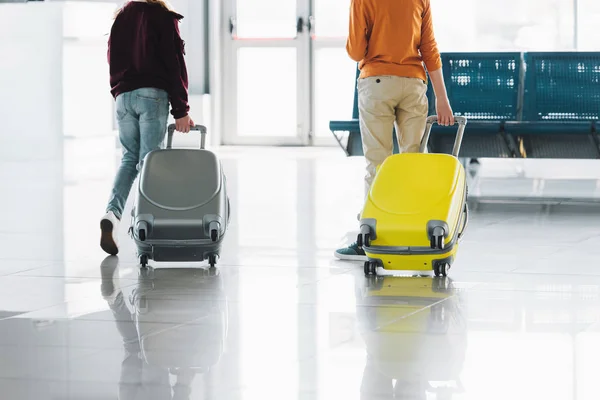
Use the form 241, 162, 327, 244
335, 0, 454, 261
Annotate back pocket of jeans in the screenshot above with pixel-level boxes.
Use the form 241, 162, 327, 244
136, 89, 168, 120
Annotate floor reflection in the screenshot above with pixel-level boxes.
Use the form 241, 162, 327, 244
100, 257, 228, 400
355, 275, 467, 400
3, 144, 600, 399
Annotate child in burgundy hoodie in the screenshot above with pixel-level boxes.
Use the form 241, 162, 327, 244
101, 0, 194, 256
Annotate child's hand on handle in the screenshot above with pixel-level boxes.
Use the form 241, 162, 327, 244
428, 68, 455, 126
175, 115, 195, 133
436, 98, 455, 126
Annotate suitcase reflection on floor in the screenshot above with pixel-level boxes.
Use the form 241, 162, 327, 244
355, 275, 467, 399
101, 258, 228, 399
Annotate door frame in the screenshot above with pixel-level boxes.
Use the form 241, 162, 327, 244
221, 0, 311, 146
219, 0, 351, 147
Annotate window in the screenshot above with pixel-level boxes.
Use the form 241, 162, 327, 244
577, 0, 600, 50
431, 0, 576, 51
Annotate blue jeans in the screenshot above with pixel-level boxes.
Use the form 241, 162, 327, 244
106, 88, 170, 219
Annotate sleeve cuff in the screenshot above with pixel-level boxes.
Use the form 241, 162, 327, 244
424, 58, 442, 73
171, 109, 188, 119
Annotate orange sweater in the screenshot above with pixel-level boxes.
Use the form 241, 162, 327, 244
346, 0, 442, 82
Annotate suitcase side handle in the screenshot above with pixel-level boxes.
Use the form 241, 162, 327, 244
166, 124, 208, 150
419, 115, 467, 157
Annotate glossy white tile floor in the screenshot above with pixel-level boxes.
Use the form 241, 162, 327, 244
2, 136, 600, 399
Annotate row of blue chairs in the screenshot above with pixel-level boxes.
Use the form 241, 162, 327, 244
330, 52, 600, 159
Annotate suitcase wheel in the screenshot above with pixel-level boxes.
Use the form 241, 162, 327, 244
364, 260, 378, 276
139, 254, 149, 268
209, 221, 221, 242
430, 226, 446, 250
136, 221, 149, 242
357, 233, 371, 249
434, 262, 450, 277
208, 254, 217, 268
430, 236, 444, 249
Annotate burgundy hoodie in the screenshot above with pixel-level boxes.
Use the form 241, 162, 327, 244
108, 1, 189, 119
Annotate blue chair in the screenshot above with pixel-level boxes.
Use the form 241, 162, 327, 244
427, 52, 523, 157
329, 66, 360, 156
506, 52, 600, 158
331, 53, 523, 158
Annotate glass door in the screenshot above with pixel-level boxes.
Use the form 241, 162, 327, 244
223, 0, 311, 145
222, 0, 357, 146
311, 0, 357, 145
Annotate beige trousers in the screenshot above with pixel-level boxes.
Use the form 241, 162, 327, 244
358, 76, 429, 198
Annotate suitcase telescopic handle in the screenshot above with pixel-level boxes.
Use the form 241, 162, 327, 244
419, 115, 467, 157
166, 124, 208, 150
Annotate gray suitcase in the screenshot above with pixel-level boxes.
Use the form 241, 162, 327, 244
130, 124, 229, 268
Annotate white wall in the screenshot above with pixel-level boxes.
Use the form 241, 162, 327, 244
0, 1, 116, 277
0, 2, 66, 303
0, 2, 64, 161
0, 1, 116, 146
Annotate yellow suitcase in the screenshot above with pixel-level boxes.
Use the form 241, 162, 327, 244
359, 116, 469, 277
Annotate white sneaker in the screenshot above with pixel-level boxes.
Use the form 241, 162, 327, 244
100, 211, 120, 255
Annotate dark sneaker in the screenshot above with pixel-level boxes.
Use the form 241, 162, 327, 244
334, 242, 367, 261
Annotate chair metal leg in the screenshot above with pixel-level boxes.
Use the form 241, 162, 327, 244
331, 130, 351, 157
